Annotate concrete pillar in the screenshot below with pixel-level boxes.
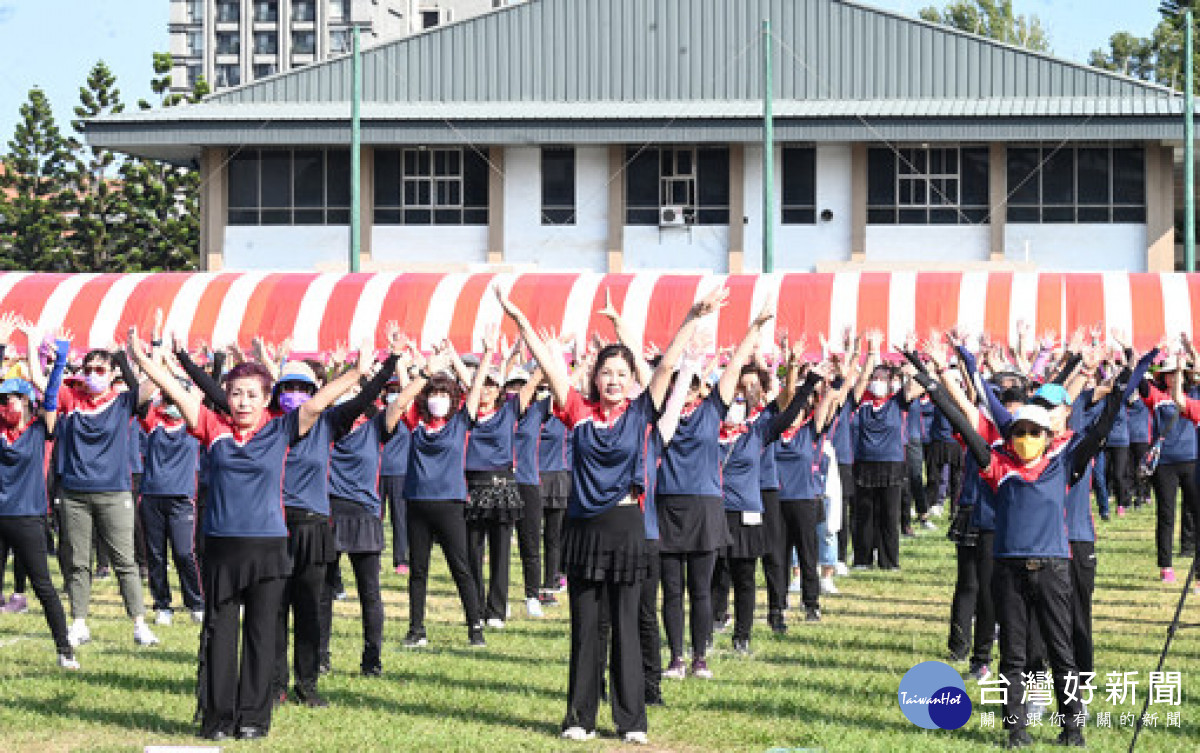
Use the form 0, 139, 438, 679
607, 145, 625, 273
487, 146, 505, 265
728, 144, 745, 274
850, 143, 867, 261
200, 147, 228, 271
1147, 143, 1176, 272
989, 142, 1007, 262
359, 145, 374, 267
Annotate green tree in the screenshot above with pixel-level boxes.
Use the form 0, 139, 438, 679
919, 0, 1051, 52
65, 60, 126, 271
1089, 3, 1192, 90
0, 88, 73, 270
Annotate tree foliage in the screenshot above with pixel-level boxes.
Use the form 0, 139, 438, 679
918, 0, 1051, 53
1089, 2, 1193, 90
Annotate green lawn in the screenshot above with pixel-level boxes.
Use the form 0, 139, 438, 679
1, 505, 1198, 752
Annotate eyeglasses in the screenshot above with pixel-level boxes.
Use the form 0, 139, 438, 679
82, 366, 109, 376
1010, 428, 1045, 438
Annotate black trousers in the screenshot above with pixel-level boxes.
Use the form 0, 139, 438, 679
1129, 442, 1151, 505
993, 558, 1082, 732
542, 508, 566, 589
660, 549, 717, 660
0, 516, 70, 654
901, 440, 928, 525
273, 518, 329, 696
515, 484, 544, 599
318, 551, 384, 672
0, 531, 29, 593
139, 494, 203, 612
467, 518, 513, 621
836, 465, 853, 562
853, 482, 902, 569
379, 475, 407, 567
201, 552, 286, 737
1151, 461, 1199, 567
565, 575, 646, 735
926, 440, 964, 512
1106, 446, 1133, 509
1068, 540, 1096, 676
760, 488, 787, 616
712, 554, 757, 643
195, 484, 208, 571
407, 500, 481, 631
639, 542, 663, 703
780, 498, 821, 610
949, 530, 995, 666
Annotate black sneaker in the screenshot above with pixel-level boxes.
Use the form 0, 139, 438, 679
768, 613, 788, 635
468, 624, 486, 647
361, 664, 383, 677
1005, 729, 1033, 748
318, 657, 331, 675
403, 628, 428, 648
236, 725, 267, 740
538, 591, 559, 607
804, 606, 821, 622
293, 686, 329, 708
732, 638, 751, 656
1056, 727, 1086, 747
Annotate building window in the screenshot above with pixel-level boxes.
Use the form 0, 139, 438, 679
216, 0, 240, 24
292, 0, 316, 22
187, 31, 205, 57
625, 146, 729, 225
253, 0, 278, 23
186, 0, 205, 23
422, 10, 442, 29
867, 146, 989, 224
541, 148, 576, 225
253, 63, 277, 79
215, 64, 241, 87
186, 64, 202, 90
1006, 145, 1145, 224
330, 29, 352, 54
292, 30, 316, 55
329, 0, 348, 22
215, 31, 241, 55
228, 149, 351, 225
374, 147, 490, 225
253, 32, 277, 55
781, 146, 816, 224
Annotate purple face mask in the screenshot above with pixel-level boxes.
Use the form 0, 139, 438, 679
84, 373, 110, 395
278, 391, 311, 413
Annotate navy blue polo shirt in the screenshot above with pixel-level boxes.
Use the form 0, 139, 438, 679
1146, 387, 1198, 465
139, 407, 200, 498
637, 425, 662, 540
854, 395, 907, 464
720, 405, 777, 513
929, 405, 956, 443
1065, 459, 1096, 543
190, 406, 298, 538
514, 397, 549, 486
981, 434, 1078, 559
379, 418, 410, 477
56, 387, 138, 493
329, 412, 385, 516
538, 414, 570, 473
830, 400, 856, 465
129, 422, 145, 475
1107, 403, 1130, 448
776, 420, 830, 502
403, 405, 470, 502
466, 395, 519, 473
656, 391, 728, 498
0, 419, 50, 517
282, 410, 336, 515
1126, 398, 1152, 444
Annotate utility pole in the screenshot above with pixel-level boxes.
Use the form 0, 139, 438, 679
762, 18, 775, 274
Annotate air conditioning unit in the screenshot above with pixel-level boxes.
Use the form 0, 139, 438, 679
659, 205, 688, 227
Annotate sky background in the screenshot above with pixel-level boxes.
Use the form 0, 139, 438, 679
0, 0, 1169, 145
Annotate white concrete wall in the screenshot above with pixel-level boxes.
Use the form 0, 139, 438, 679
224, 226, 350, 270
502, 146, 609, 271
865, 225, 992, 264
1004, 224, 1148, 272
743, 143, 854, 272
623, 226, 731, 271
372, 225, 489, 268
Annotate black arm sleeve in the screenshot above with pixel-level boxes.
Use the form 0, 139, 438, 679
1070, 371, 1129, 484
111, 351, 139, 409
174, 348, 230, 414
764, 373, 822, 445
902, 352, 992, 469
326, 355, 399, 438
209, 350, 225, 381
1050, 353, 1082, 386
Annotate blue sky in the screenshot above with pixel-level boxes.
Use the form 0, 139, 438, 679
0, 0, 1168, 144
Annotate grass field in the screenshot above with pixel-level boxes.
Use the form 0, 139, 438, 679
1, 505, 1198, 752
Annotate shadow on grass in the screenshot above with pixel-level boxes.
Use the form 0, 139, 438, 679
317, 686, 563, 736
4, 690, 196, 736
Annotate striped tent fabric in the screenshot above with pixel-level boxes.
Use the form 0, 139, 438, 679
0, 271, 1193, 356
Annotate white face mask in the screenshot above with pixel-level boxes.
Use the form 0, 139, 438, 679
427, 395, 451, 418
726, 401, 747, 425
869, 379, 890, 396
385, 393, 400, 405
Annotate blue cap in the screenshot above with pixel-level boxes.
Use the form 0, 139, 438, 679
1033, 383, 1070, 407
0, 378, 37, 401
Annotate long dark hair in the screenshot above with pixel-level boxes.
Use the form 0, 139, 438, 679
587, 344, 638, 403
416, 372, 462, 423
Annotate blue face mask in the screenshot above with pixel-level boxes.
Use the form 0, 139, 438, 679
278, 391, 311, 413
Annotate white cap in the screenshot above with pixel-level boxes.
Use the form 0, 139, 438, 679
505, 367, 532, 384
1010, 404, 1052, 432
1158, 356, 1181, 373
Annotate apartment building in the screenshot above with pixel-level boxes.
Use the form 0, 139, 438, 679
168, 0, 524, 93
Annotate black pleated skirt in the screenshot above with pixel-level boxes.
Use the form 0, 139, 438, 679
854, 460, 907, 489
202, 536, 290, 607
330, 496, 386, 554
656, 494, 732, 554
722, 510, 768, 559
465, 469, 524, 524
284, 508, 337, 566
562, 505, 648, 584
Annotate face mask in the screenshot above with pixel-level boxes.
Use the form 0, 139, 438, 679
162, 405, 182, 421
0, 404, 21, 428
334, 393, 354, 406
1012, 434, 1047, 462
278, 391, 311, 413
892, 380, 902, 392
726, 401, 747, 425
84, 373, 110, 395
427, 395, 451, 418
385, 393, 400, 405
868, 379, 890, 396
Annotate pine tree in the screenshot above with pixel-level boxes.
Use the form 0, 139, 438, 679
66, 60, 126, 271
0, 88, 74, 270
1089, 2, 1194, 91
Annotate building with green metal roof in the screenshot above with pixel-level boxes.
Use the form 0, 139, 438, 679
84, 0, 1185, 272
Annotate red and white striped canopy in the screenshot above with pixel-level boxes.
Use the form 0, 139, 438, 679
0, 271, 1194, 355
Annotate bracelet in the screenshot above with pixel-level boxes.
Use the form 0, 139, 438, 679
151, 339, 163, 347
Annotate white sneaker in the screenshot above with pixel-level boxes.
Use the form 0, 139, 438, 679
561, 726, 595, 741
67, 621, 90, 648
921, 519, 937, 531
485, 618, 506, 630
819, 576, 839, 595
525, 597, 543, 618
623, 731, 649, 745
155, 609, 173, 626
190, 610, 205, 624
835, 561, 850, 576
930, 504, 945, 517
57, 653, 81, 670
133, 622, 160, 646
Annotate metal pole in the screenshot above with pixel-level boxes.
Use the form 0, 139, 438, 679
1186, 5, 1195, 272
350, 25, 362, 273
762, 18, 775, 274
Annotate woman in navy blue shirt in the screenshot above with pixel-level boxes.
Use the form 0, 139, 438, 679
128, 326, 370, 741
498, 284, 727, 746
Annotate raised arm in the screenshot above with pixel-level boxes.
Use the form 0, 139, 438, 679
38, 333, 71, 436
127, 327, 203, 429
173, 335, 231, 414
645, 286, 729, 410
495, 287, 574, 409
297, 337, 374, 437
717, 300, 774, 406
597, 288, 653, 387
463, 327, 497, 421
657, 343, 701, 446
852, 330, 882, 404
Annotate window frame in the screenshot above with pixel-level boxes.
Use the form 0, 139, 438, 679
540, 147, 577, 226
1005, 143, 1146, 225
624, 145, 730, 226
373, 147, 490, 226
227, 148, 352, 226
867, 144, 990, 225
781, 145, 817, 225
